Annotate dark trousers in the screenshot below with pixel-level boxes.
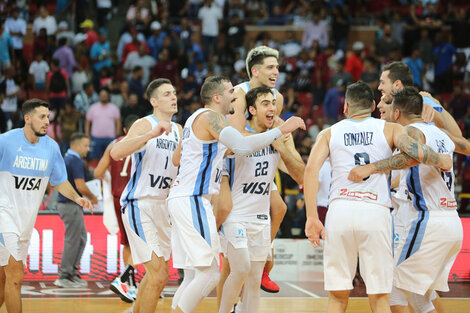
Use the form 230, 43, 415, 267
57, 202, 87, 280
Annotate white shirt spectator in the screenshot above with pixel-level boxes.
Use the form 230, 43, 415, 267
29, 60, 50, 85
124, 51, 156, 86
198, 4, 223, 37
117, 31, 146, 61
32, 15, 57, 36
280, 41, 302, 58
97, 0, 112, 8
1, 78, 18, 113
5, 16, 26, 49
72, 70, 89, 94
302, 19, 328, 49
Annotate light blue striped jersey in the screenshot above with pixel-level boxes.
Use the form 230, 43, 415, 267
120, 115, 180, 207
168, 108, 227, 198
0, 128, 67, 239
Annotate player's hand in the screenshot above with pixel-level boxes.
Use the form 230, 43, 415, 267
150, 120, 171, 138
278, 116, 306, 135
421, 102, 435, 124
76, 197, 94, 214
305, 217, 324, 248
348, 164, 373, 182
438, 154, 453, 172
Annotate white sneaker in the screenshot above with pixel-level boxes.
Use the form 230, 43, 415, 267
128, 285, 137, 300
54, 278, 81, 288
110, 278, 134, 303
73, 276, 88, 288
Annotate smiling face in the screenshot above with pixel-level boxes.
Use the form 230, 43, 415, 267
378, 70, 401, 120
252, 56, 279, 88
25, 106, 50, 137
219, 81, 237, 115
151, 83, 178, 114
249, 91, 276, 130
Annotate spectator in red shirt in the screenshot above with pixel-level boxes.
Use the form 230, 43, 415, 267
152, 48, 178, 85
80, 19, 98, 49
46, 58, 70, 113
345, 41, 364, 82
122, 31, 149, 63
311, 44, 334, 107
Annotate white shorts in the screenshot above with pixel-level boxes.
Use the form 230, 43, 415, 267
220, 222, 271, 262
324, 199, 393, 294
168, 196, 219, 269
394, 210, 463, 295
122, 198, 171, 265
0, 232, 29, 266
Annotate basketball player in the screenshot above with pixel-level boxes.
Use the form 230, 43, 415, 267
218, 86, 305, 313
94, 114, 139, 303
229, 45, 288, 293
0, 99, 93, 313
349, 87, 469, 313
168, 76, 305, 313
109, 79, 182, 313
304, 81, 451, 313
378, 61, 462, 137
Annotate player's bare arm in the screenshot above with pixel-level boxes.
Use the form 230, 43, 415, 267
214, 176, 233, 228
110, 118, 171, 160
94, 141, 114, 178
172, 123, 183, 166
349, 125, 450, 182
53, 180, 94, 213
420, 91, 462, 137
272, 134, 305, 185
304, 128, 329, 248
226, 87, 248, 132
441, 128, 470, 156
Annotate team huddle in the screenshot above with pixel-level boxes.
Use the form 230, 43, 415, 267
0, 46, 468, 313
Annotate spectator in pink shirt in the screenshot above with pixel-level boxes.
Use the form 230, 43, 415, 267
85, 89, 121, 162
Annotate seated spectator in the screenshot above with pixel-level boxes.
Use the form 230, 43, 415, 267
152, 49, 178, 85
448, 84, 470, 120
33, 5, 57, 36
99, 66, 113, 88
123, 27, 150, 61
85, 88, 121, 163
33, 28, 48, 60
146, 21, 167, 60
329, 58, 352, 88
56, 21, 75, 49
126, 0, 151, 25
280, 31, 302, 58
404, 46, 424, 88
266, 5, 287, 25
58, 102, 81, 154
29, 52, 50, 90
128, 66, 144, 98
0, 66, 19, 126
360, 56, 380, 91
117, 24, 146, 61
374, 23, 401, 63
308, 116, 331, 141
109, 80, 129, 109
323, 80, 346, 123
121, 92, 147, 121
124, 43, 156, 86
191, 60, 208, 85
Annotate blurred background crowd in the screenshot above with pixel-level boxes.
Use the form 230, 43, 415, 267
1, 0, 469, 237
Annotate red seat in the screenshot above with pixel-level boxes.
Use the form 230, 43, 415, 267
297, 92, 313, 119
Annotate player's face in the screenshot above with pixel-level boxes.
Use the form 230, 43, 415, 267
153, 83, 177, 114
377, 99, 393, 122
378, 70, 395, 105
253, 56, 279, 88
219, 81, 237, 115
27, 106, 49, 137
251, 92, 276, 130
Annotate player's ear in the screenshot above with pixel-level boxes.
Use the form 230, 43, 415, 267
248, 104, 256, 117
371, 100, 376, 112
343, 100, 349, 114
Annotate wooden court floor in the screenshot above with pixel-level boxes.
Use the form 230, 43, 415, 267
2, 298, 470, 313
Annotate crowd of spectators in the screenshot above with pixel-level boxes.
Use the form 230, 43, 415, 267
0, 0, 469, 235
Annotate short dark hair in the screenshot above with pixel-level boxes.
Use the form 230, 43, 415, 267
70, 132, 89, 144
51, 58, 60, 67
200, 76, 231, 105
245, 86, 273, 120
82, 82, 92, 90
382, 62, 413, 87
21, 99, 49, 115
146, 78, 172, 99
392, 86, 422, 117
58, 37, 67, 46
345, 81, 374, 110
124, 114, 139, 131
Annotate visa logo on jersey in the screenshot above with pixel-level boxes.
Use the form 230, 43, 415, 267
149, 174, 173, 189
13, 176, 42, 190
242, 182, 271, 195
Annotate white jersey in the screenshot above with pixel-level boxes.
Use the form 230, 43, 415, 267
329, 117, 393, 207
404, 122, 456, 212
169, 108, 228, 198
317, 158, 331, 207
0, 129, 67, 240
121, 115, 179, 206
224, 124, 280, 224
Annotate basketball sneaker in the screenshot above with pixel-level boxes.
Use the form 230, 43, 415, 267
110, 278, 134, 303
73, 275, 88, 288
54, 278, 81, 288
128, 285, 137, 300
260, 268, 280, 293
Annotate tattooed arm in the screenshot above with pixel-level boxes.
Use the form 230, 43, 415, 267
348, 125, 451, 182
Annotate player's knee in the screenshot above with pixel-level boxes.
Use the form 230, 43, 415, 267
231, 259, 251, 277
5, 271, 23, 287
329, 290, 349, 303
